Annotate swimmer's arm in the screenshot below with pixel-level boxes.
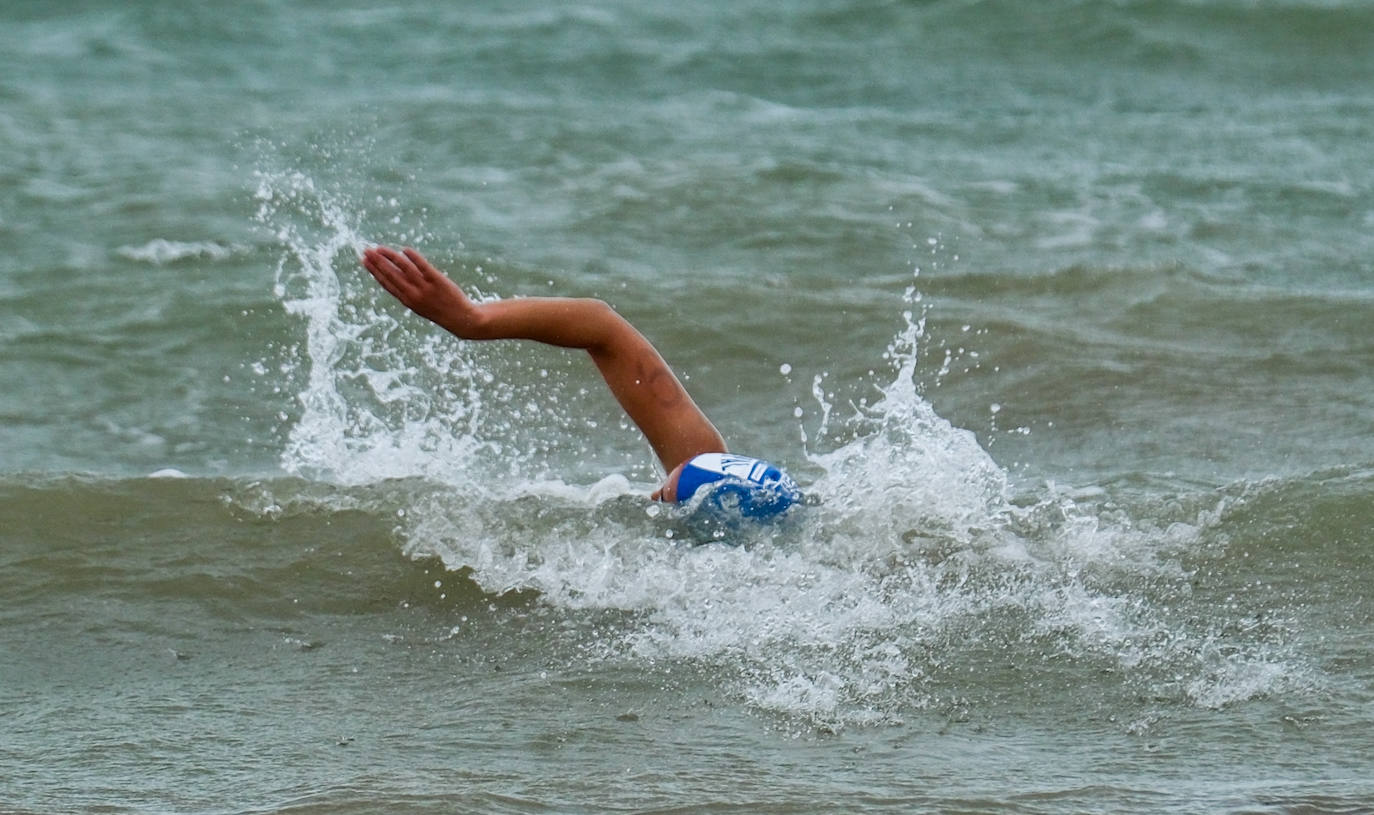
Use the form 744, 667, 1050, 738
361, 246, 726, 472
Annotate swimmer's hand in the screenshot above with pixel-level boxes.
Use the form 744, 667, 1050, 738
361, 247, 484, 337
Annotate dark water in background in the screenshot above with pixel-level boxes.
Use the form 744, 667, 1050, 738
2, 1, 1373, 812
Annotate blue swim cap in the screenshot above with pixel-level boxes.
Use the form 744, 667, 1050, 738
674, 453, 802, 520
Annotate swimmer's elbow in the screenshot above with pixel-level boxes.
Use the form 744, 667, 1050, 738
581, 297, 615, 319
583, 299, 641, 353
587, 298, 623, 330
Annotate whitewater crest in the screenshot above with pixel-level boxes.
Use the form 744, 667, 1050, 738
115, 239, 247, 265
256, 177, 1311, 729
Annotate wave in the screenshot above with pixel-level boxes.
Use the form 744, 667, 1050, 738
5, 457, 1365, 730
922, 0, 1374, 77
926, 261, 1373, 305
148, 166, 1360, 729
921, 262, 1374, 369
114, 239, 248, 265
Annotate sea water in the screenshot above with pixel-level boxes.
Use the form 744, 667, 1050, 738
2, 1, 1372, 812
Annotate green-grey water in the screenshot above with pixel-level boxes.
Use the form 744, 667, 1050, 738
3, 1, 1373, 812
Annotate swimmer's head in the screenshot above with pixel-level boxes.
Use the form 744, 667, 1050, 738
656, 452, 802, 520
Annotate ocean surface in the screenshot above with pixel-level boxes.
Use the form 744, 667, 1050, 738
3, 1, 1373, 812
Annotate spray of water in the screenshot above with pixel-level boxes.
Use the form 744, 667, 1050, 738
253, 168, 523, 488
253, 171, 1315, 729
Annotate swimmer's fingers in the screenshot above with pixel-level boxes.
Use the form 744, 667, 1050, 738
360, 249, 392, 292
402, 248, 444, 283
374, 247, 451, 297
372, 247, 421, 283
361, 247, 416, 302
361, 249, 399, 297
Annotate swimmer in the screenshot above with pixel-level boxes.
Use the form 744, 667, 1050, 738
360, 246, 801, 518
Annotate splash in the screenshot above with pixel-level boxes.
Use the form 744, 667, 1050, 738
806, 303, 1010, 544
255, 188, 1313, 729
253, 160, 660, 492
254, 168, 511, 487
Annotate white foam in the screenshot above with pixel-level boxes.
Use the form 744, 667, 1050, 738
1186, 650, 1305, 710
257, 170, 1311, 726
116, 239, 244, 265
